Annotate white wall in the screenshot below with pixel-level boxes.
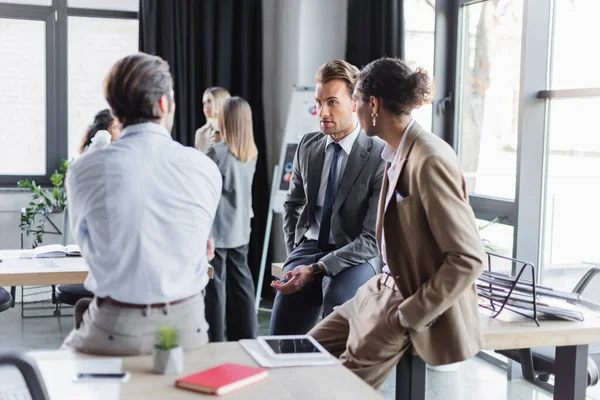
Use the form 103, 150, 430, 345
262, 0, 348, 263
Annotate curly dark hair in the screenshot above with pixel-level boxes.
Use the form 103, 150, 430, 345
358, 58, 433, 116
79, 109, 115, 154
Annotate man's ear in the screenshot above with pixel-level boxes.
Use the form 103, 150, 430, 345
157, 94, 170, 114
351, 98, 357, 113
370, 96, 379, 115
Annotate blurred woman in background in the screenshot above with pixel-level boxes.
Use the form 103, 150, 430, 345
195, 87, 231, 151
204, 96, 258, 342
79, 108, 121, 154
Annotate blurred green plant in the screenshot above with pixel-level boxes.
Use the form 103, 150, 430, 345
155, 326, 179, 351
18, 159, 70, 248
478, 216, 506, 252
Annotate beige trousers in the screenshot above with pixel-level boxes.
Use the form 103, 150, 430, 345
308, 274, 411, 388
61, 292, 209, 356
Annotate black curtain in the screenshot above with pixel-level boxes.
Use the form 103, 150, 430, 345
139, 0, 269, 287
345, 0, 404, 68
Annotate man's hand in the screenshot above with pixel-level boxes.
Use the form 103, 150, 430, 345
270, 265, 314, 294
206, 238, 215, 262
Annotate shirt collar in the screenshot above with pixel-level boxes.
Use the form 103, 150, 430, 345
325, 122, 360, 155
380, 119, 415, 165
119, 122, 172, 140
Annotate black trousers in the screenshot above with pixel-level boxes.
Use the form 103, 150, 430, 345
269, 240, 376, 335
205, 244, 258, 342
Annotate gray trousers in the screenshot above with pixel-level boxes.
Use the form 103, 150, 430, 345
61, 292, 209, 356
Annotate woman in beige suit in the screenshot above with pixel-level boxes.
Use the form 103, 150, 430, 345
195, 87, 231, 152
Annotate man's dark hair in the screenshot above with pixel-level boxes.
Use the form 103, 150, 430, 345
104, 53, 173, 128
358, 58, 433, 115
315, 59, 360, 97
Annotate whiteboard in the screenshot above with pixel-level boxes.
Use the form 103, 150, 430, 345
272, 87, 320, 214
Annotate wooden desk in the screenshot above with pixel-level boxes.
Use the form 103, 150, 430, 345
24, 343, 381, 399
397, 310, 600, 400
0, 250, 214, 286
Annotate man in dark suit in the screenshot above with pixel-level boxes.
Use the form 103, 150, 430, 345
269, 60, 385, 335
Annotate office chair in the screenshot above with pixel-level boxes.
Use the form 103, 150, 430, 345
52, 207, 93, 316
0, 287, 12, 313
0, 352, 50, 400
496, 267, 600, 388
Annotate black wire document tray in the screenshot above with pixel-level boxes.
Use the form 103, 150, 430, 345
477, 253, 584, 326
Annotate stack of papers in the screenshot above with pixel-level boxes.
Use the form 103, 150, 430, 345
477, 271, 585, 322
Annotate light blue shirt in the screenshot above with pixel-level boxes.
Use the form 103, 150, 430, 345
66, 122, 222, 304
305, 123, 361, 243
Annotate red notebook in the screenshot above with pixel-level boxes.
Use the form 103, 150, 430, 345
175, 363, 268, 396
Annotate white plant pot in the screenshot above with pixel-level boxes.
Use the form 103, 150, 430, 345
153, 346, 184, 375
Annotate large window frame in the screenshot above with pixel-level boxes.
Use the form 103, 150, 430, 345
406, 0, 600, 279
0, 0, 137, 186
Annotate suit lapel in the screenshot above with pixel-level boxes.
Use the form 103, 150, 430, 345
333, 131, 370, 213
307, 135, 326, 214
383, 121, 423, 212
376, 163, 390, 250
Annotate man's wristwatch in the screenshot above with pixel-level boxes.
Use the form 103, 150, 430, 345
311, 263, 323, 276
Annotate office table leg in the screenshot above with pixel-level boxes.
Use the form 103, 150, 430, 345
396, 352, 426, 400
554, 344, 588, 400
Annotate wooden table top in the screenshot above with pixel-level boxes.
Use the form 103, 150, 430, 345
0, 250, 213, 286
25, 343, 381, 400
480, 308, 600, 350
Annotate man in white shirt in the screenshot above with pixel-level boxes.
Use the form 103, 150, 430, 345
62, 53, 222, 356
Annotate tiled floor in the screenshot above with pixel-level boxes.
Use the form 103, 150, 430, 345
1, 302, 599, 400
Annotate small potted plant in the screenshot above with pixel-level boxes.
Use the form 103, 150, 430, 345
153, 326, 183, 375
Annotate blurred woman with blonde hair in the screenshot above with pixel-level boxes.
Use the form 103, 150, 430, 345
204, 96, 258, 342
195, 87, 231, 152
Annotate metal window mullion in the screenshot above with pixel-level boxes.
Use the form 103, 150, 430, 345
513, 0, 553, 282
537, 88, 600, 100
431, 0, 460, 145
470, 195, 517, 225
55, 0, 68, 165
66, 8, 137, 19
45, 8, 58, 179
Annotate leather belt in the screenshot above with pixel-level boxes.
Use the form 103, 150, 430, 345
96, 294, 195, 309
379, 273, 398, 290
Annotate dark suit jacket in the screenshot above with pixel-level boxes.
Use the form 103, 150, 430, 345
283, 130, 385, 276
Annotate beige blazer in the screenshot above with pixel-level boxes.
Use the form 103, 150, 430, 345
376, 121, 485, 366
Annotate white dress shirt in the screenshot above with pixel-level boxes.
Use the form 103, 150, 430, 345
305, 123, 361, 243
381, 119, 414, 273
66, 122, 222, 304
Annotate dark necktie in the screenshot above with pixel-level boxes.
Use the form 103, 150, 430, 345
318, 143, 343, 250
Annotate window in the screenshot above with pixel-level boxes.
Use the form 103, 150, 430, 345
550, 0, 600, 89
0, 0, 138, 185
403, 0, 435, 132
68, 0, 138, 12
0, 0, 51, 5
0, 18, 47, 175
477, 218, 514, 275
67, 16, 138, 158
456, 0, 523, 200
540, 0, 600, 292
